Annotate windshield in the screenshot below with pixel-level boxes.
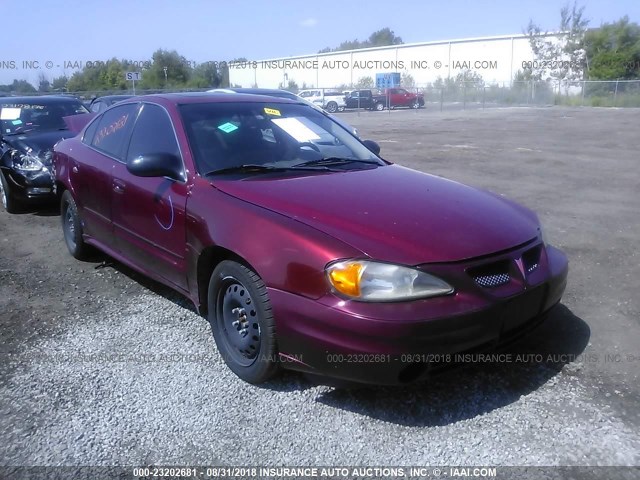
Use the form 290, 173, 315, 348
0, 100, 89, 135
179, 102, 382, 175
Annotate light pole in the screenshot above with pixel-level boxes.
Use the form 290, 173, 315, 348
163, 66, 168, 88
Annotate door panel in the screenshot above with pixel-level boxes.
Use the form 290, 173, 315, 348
75, 104, 137, 247
110, 102, 188, 290
72, 148, 114, 244
111, 166, 188, 290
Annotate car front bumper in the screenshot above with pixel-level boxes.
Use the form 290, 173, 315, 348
271, 244, 569, 385
1, 167, 56, 203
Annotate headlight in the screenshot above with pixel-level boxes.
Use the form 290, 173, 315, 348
12, 151, 44, 172
326, 260, 454, 302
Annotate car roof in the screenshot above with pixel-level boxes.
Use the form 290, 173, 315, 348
0, 95, 83, 104
209, 88, 298, 98
92, 94, 134, 101
121, 92, 302, 106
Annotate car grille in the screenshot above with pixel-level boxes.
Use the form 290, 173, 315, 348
474, 272, 511, 288
467, 244, 542, 288
468, 259, 511, 288
522, 245, 542, 273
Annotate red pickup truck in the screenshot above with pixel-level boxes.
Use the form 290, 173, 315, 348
378, 88, 425, 109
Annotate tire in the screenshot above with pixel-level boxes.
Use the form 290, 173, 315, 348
60, 190, 90, 260
0, 170, 22, 214
375, 102, 385, 111
208, 260, 279, 384
325, 101, 338, 113
411, 100, 421, 109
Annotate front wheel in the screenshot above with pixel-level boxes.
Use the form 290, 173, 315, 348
325, 101, 338, 113
60, 190, 90, 259
208, 260, 279, 384
411, 100, 421, 109
0, 170, 22, 214
375, 102, 385, 111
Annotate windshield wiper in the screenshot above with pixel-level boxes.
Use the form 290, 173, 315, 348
292, 157, 382, 168
204, 163, 335, 176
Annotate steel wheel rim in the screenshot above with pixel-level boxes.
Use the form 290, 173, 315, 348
216, 277, 261, 367
64, 204, 76, 248
0, 177, 7, 209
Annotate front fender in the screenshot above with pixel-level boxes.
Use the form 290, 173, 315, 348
186, 180, 365, 302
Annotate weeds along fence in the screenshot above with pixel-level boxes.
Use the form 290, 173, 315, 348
407, 80, 640, 110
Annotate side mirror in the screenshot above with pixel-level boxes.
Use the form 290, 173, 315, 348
127, 153, 183, 181
362, 140, 380, 155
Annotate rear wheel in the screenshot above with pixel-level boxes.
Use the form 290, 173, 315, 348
60, 190, 90, 259
0, 170, 22, 214
325, 101, 338, 113
208, 260, 279, 384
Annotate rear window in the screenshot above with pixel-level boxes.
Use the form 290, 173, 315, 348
0, 100, 88, 135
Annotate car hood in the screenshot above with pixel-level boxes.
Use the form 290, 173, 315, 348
213, 165, 540, 265
3, 130, 75, 156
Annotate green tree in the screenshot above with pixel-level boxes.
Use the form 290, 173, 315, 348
367, 28, 403, 47
355, 76, 374, 88
141, 49, 191, 88
401, 72, 415, 87
51, 75, 69, 92
526, 1, 589, 82
319, 28, 403, 53
0, 80, 37, 94
100, 58, 128, 90
582, 16, 640, 79
38, 73, 51, 92
454, 70, 484, 84
188, 61, 221, 88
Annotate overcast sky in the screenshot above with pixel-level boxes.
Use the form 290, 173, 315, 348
1, 0, 636, 85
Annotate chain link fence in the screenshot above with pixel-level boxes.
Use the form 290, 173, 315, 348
5, 81, 639, 109
402, 80, 640, 110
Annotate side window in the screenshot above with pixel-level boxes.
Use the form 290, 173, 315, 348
90, 101, 102, 113
82, 116, 100, 145
90, 103, 137, 159
126, 103, 180, 163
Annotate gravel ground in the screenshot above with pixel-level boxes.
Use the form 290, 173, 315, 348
1, 106, 639, 470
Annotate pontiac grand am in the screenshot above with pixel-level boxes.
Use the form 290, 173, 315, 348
53, 93, 568, 385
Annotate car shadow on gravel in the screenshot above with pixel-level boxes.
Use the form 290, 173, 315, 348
314, 304, 591, 427
9, 203, 59, 217
77, 255, 200, 313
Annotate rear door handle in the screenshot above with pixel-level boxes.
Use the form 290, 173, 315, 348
113, 179, 126, 194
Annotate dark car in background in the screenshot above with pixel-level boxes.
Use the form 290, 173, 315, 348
88, 95, 134, 113
54, 93, 567, 386
0, 96, 89, 212
345, 89, 386, 111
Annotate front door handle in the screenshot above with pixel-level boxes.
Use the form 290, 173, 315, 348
113, 179, 126, 194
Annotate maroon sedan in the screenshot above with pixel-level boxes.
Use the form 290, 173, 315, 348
53, 93, 568, 385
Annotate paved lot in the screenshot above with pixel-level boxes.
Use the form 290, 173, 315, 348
1, 106, 639, 469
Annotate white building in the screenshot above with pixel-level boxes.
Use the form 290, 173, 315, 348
229, 33, 557, 89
